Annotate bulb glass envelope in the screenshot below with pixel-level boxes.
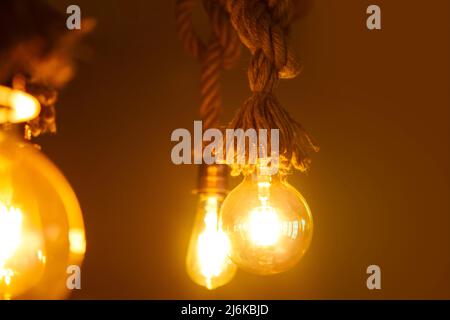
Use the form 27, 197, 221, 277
220, 172, 313, 275
0, 131, 86, 299
0, 85, 85, 299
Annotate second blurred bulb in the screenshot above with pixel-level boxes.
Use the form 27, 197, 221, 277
185, 165, 236, 290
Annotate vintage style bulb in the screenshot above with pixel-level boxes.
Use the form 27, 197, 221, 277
220, 167, 313, 275
0, 85, 85, 299
0, 129, 86, 299
186, 194, 237, 290
0, 197, 46, 299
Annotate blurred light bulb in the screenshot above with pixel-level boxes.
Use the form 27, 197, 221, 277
220, 166, 313, 275
0, 199, 46, 299
0, 129, 86, 299
0, 205, 23, 269
186, 194, 237, 290
0, 85, 40, 124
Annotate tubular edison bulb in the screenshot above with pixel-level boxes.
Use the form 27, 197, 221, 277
220, 166, 313, 275
0, 86, 85, 299
186, 194, 237, 289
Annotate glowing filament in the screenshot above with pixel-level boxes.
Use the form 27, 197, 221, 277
0, 202, 23, 286
196, 196, 231, 289
247, 205, 281, 246
243, 180, 282, 247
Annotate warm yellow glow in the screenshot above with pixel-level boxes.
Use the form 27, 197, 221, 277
0, 131, 85, 299
196, 197, 232, 289
245, 180, 281, 247
0, 202, 23, 288
186, 195, 237, 290
220, 171, 313, 275
247, 205, 281, 247
37, 250, 46, 264
69, 229, 87, 255
0, 85, 40, 124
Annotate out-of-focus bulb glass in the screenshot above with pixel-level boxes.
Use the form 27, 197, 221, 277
0, 85, 40, 124
186, 194, 237, 290
0, 129, 86, 299
0, 194, 46, 299
220, 167, 313, 275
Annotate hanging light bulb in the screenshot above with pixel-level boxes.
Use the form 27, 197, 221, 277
0, 85, 86, 300
186, 164, 237, 290
220, 162, 313, 275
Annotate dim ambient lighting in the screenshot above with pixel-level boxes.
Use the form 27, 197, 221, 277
220, 163, 313, 275
0, 86, 86, 300
186, 194, 237, 290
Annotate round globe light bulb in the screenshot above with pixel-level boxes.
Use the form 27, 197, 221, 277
0, 129, 86, 299
220, 169, 313, 275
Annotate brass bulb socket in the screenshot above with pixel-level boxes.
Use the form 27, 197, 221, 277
195, 163, 229, 195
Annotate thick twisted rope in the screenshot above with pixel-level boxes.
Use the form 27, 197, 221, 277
176, 0, 240, 129
225, 0, 319, 173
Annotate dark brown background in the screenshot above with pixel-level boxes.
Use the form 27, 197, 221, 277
40, 0, 450, 299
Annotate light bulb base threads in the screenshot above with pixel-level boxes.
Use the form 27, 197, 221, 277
195, 164, 229, 195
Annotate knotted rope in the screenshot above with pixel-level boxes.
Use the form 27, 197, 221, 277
176, 0, 241, 193
225, 0, 319, 173
176, 0, 240, 130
